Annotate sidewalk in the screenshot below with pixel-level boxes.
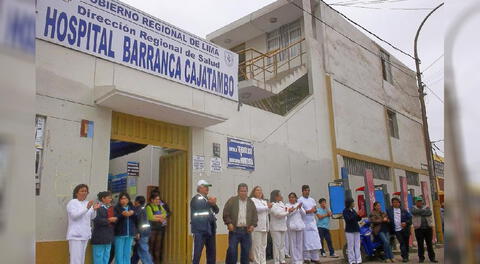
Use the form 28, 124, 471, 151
217, 244, 444, 263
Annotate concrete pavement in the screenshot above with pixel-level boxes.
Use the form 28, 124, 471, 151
217, 246, 444, 263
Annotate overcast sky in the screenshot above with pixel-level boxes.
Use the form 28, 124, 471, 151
122, 0, 445, 159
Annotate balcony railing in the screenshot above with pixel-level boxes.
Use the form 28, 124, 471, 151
236, 38, 306, 86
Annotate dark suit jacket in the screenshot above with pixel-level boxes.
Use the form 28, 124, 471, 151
386, 208, 412, 234
91, 206, 114, 244
222, 196, 258, 228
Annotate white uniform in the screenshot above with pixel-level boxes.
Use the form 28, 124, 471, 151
270, 201, 289, 264
286, 202, 306, 264
251, 197, 269, 264
297, 196, 322, 261
66, 199, 96, 264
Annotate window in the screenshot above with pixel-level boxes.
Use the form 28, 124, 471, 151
343, 157, 391, 180
387, 109, 399, 139
35, 115, 46, 196
381, 50, 393, 83
266, 20, 302, 63
406, 171, 419, 186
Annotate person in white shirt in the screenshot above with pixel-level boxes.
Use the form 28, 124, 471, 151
67, 184, 100, 264
286, 192, 306, 264
269, 190, 290, 264
297, 185, 322, 263
250, 186, 272, 264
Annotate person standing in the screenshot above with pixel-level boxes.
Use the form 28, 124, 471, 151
387, 197, 412, 263
316, 198, 338, 258
285, 193, 305, 264
67, 184, 100, 264
369, 202, 394, 262
343, 197, 362, 264
91, 191, 116, 264
269, 190, 289, 264
412, 197, 438, 263
113, 192, 136, 264
146, 192, 170, 264
190, 180, 219, 264
297, 185, 322, 263
223, 183, 258, 264
250, 186, 271, 264
131, 195, 153, 264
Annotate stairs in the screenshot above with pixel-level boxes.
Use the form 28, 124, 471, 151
265, 65, 307, 94
238, 65, 307, 103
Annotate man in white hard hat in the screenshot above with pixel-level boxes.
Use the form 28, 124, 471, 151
190, 180, 219, 264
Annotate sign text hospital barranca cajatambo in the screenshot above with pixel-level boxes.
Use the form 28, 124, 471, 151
36, 0, 239, 101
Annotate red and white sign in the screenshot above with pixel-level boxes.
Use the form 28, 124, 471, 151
399, 176, 409, 211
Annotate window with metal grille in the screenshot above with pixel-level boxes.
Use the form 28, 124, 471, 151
406, 171, 419, 186
387, 109, 399, 139
381, 50, 393, 83
266, 19, 302, 63
343, 157, 390, 180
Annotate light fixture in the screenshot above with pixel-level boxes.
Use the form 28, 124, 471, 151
269, 17, 278, 23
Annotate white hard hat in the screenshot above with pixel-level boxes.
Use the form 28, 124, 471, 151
197, 179, 212, 187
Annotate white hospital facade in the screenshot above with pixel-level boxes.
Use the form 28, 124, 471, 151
35, 0, 431, 263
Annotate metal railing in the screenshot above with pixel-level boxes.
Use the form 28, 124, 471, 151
236, 38, 306, 87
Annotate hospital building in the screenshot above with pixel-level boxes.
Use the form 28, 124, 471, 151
35, 0, 432, 263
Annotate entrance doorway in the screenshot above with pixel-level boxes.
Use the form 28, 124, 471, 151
109, 112, 190, 264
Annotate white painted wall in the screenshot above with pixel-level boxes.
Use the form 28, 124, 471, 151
108, 145, 164, 198
36, 40, 112, 241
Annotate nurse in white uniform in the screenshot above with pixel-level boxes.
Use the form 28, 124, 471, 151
286, 192, 306, 264
66, 184, 100, 264
250, 186, 271, 264
297, 185, 322, 263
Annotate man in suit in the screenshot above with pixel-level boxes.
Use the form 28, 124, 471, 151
386, 197, 412, 263
190, 180, 219, 264
223, 183, 258, 264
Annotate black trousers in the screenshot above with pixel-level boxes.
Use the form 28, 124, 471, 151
318, 227, 335, 255
395, 230, 410, 260
192, 232, 216, 264
415, 227, 436, 261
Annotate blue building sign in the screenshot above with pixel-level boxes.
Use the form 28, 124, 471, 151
227, 138, 254, 171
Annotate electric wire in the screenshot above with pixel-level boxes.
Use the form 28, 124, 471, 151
287, 0, 416, 79
319, 0, 416, 60
421, 54, 444, 73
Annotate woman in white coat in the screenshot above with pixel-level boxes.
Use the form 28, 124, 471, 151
269, 190, 290, 264
67, 184, 100, 264
285, 192, 306, 264
250, 186, 271, 264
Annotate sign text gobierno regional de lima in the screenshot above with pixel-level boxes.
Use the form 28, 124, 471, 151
36, 0, 239, 101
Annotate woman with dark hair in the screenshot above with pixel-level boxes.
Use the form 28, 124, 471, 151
269, 190, 289, 264
146, 192, 170, 264
343, 197, 362, 264
249, 186, 271, 264
369, 202, 394, 262
113, 192, 136, 264
91, 191, 117, 264
285, 192, 305, 264
67, 184, 100, 264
